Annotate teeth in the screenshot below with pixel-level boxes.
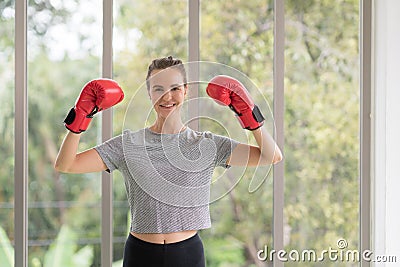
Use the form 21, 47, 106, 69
161, 104, 175, 107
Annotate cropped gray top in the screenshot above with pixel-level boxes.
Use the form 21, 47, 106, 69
94, 127, 240, 233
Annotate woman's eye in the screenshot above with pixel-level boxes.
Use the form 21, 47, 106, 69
172, 87, 180, 91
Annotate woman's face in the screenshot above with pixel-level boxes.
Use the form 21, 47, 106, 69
148, 68, 187, 118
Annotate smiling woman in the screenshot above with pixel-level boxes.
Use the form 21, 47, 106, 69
53, 55, 282, 266
146, 57, 188, 133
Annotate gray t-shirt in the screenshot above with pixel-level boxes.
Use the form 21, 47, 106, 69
94, 127, 240, 234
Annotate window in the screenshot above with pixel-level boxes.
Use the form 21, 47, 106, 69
0, 2, 15, 266
284, 1, 360, 265
28, 0, 103, 265
200, 1, 275, 266
5, 0, 367, 266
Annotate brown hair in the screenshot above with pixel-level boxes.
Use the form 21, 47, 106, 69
146, 56, 187, 90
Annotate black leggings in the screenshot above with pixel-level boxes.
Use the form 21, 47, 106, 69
122, 233, 205, 267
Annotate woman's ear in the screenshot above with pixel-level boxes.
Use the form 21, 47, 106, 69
184, 84, 188, 96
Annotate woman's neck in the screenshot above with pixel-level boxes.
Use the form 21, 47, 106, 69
149, 118, 186, 134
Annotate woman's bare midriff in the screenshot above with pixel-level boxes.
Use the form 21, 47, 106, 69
130, 230, 197, 244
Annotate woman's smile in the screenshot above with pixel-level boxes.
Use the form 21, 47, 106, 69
148, 68, 187, 120
159, 103, 177, 109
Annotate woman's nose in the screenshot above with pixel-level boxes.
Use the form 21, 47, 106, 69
162, 90, 172, 100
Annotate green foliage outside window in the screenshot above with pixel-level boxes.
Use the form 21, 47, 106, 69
0, 0, 359, 266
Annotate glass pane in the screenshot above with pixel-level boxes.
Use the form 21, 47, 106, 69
27, 0, 102, 266
0, 2, 15, 266
113, 0, 188, 264
284, 0, 360, 266
201, 1, 275, 266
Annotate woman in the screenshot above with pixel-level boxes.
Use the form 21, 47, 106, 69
54, 56, 282, 267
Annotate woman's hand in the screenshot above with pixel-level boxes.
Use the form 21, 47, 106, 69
206, 75, 264, 131
64, 79, 124, 133
206, 75, 282, 166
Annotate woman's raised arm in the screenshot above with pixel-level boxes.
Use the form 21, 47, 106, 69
54, 131, 107, 173
54, 78, 124, 173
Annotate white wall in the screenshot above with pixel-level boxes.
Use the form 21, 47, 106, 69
373, 0, 400, 265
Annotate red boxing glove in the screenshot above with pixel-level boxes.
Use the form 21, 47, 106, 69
64, 79, 124, 133
206, 75, 264, 130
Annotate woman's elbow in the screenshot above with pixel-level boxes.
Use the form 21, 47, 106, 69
271, 152, 283, 164
263, 148, 283, 165
271, 146, 283, 164
54, 162, 64, 173
54, 160, 71, 173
